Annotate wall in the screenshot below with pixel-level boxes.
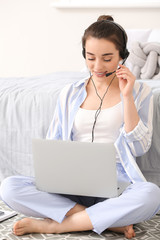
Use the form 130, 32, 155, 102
0, 0, 160, 77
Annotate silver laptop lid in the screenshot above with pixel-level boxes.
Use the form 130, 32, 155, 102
32, 139, 118, 198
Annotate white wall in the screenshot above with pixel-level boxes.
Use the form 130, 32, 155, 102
0, 0, 160, 77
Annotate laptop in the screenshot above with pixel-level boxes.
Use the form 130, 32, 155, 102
0, 210, 17, 222
32, 139, 130, 198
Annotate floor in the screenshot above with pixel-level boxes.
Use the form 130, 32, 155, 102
0, 200, 160, 240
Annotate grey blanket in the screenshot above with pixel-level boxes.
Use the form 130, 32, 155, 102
128, 42, 160, 79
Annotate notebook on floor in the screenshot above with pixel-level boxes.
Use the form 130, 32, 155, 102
32, 139, 130, 198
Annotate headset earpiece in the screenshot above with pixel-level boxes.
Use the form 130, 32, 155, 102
82, 48, 86, 58
124, 49, 130, 59
125, 49, 130, 59
120, 48, 130, 60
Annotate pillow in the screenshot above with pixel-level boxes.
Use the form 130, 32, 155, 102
148, 29, 160, 42
127, 41, 160, 79
126, 29, 152, 71
126, 29, 152, 50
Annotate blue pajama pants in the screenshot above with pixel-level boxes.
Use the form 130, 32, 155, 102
0, 164, 160, 234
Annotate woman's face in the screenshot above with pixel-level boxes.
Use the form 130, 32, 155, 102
85, 37, 121, 80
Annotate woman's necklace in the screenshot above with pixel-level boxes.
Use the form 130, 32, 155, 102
91, 74, 116, 142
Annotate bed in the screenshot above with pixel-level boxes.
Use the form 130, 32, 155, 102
0, 71, 88, 181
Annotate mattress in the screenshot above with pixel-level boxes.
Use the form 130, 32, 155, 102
0, 71, 88, 181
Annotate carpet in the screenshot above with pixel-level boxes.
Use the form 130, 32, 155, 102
0, 200, 160, 240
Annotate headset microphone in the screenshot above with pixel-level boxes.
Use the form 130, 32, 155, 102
105, 56, 129, 77
105, 70, 116, 77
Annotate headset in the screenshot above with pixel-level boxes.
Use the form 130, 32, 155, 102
82, 20, 129, 63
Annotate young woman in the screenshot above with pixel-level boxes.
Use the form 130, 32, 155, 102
1, 15, 160, 239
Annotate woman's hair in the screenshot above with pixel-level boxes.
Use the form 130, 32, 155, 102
82, 15, 128, 59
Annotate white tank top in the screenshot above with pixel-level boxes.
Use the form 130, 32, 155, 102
72, 102, 123, 162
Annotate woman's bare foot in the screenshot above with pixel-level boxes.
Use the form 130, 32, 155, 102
108, 225, 135, 239
13, 217, 59, 236
13, 205, 87, 236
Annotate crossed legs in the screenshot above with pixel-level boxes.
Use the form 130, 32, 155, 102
13, 203, 135, 239
1, 176, 160, 239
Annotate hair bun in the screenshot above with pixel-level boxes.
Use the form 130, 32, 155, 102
97, 15, 114, 22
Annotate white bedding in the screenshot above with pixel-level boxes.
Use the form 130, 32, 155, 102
0, 71, 160, 186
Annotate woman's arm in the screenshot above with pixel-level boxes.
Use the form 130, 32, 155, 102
116, 64, 140, 133
46, 100, 62, 140
116, 65, 153, 157
123, 95, 140, 133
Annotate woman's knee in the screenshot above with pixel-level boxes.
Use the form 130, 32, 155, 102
139, 182, 160, 215
1, 176, 20, 202
0, 175, 34, 204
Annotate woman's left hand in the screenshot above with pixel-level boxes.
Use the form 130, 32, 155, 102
116, 64, 136, 98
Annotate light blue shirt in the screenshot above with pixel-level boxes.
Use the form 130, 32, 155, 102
46, 77, 153, 183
